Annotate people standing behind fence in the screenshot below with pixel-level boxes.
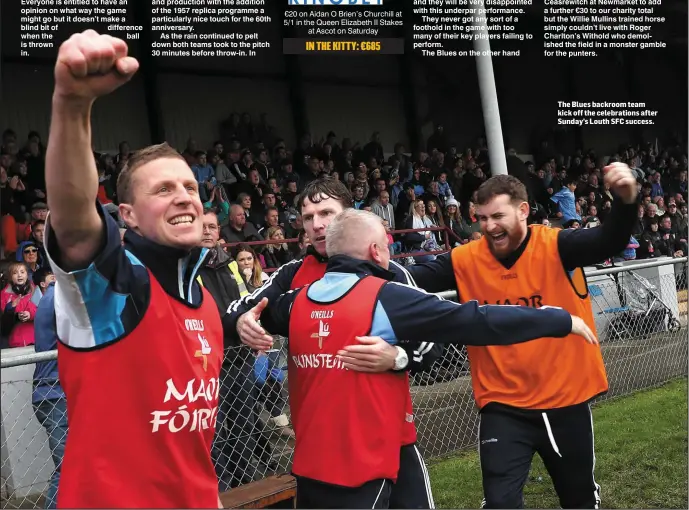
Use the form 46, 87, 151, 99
196, 208, 269, 490
232, 241, 295, 445
32, 272, 67, 509
1, 261, 40, 348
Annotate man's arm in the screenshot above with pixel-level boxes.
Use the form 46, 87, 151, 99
388, 260, 445, 373
375, 282, 588, 346
404, 252, 456, 294
256, 291, 300, 337
558, 200, 638, 270
45, 204, 149, 349
47, 31, 138, 271
558, 162, 639, 271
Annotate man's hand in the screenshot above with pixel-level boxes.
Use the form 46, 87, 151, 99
570, 316, 598, 345
236, 298, 274, 351
54, 30, 139, 104
337, 336, 397, 373
17, 312, 30, 322
603, 162, 638, 204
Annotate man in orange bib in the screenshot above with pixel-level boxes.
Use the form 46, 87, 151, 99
370, 164, 639, 509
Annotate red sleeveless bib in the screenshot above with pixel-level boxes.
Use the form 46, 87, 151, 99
57, 269, 223, 508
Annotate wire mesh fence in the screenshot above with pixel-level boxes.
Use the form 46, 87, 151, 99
1, 261, 687, 509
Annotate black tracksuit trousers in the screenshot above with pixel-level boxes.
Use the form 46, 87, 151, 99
295, 476, 393, 509
479, 401, 602, 509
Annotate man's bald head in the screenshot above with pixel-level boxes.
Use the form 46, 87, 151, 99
325, 209, 391, 269
229, 204, 246, 229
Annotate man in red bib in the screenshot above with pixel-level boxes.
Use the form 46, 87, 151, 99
226, 179, 444, 508
45, 31, 222, 508
253, 209, 597, 508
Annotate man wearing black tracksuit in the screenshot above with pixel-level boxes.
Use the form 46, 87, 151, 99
225, 178, 443, 509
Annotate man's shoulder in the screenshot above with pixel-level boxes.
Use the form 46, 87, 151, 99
387, 260, 417, 286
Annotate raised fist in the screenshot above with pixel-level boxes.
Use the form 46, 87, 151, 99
603, 162, 638, 205
54, 30, 139, 103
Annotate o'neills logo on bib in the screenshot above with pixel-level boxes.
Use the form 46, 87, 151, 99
310, 310, 334, 319
150, 378, 219, 434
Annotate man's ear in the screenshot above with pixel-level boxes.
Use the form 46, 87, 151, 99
518, 201, 530, 221
119, 204, 136, 230
369, 243, 382, 265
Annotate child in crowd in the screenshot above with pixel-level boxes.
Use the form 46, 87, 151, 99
1, 261, 40, 348
550, 176, 581, 223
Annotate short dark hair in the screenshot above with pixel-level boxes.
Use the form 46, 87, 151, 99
202, 206, 218, 216
32, 267, 53, 287
297, 177, 354, 211
476, 175, 528, 205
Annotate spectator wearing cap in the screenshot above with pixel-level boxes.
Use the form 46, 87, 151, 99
28, 219, 47, 267
443, 198, 468, 246
17, 240, 41, 280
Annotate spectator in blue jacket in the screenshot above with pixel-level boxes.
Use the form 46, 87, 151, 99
31, 275, 67, 509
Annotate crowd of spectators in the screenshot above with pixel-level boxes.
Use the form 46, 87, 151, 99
1, 118, 688, 352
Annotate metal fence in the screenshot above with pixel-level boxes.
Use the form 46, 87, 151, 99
1, 259, 687, 509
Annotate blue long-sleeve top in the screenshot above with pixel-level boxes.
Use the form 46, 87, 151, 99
32, 284, 66, 403
260, 255, 573, 347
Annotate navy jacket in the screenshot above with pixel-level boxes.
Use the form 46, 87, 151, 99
260, 255, 574, 347
225, 247, 444, 374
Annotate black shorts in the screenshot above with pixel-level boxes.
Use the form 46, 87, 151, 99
479, 401, 601, 509
295, 476, 392, 509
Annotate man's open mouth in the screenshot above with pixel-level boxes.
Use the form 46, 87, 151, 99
169, 215, 194, 225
